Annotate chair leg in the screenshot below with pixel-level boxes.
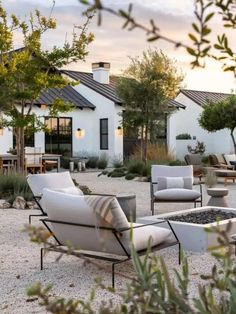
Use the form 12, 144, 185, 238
40, 248, 44, 270
151, 199, 154, 215
111, 258, 130, 288
178, 243, 181, 265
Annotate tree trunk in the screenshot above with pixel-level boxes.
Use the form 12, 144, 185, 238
16, 127, 25, 174
140, 125, 144, 161
143, 123, 149, 165
230, 128, 236, 153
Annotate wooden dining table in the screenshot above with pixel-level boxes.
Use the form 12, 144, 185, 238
0, 153, 61, 172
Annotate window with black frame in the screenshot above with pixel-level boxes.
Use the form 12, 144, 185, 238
100, 118, 108, 150
45, 117, 72, 156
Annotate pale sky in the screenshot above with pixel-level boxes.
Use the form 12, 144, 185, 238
3, 0, 236, 93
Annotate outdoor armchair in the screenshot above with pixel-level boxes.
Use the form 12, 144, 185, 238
27, 171, 84, 224
150, 165, 202, 215
209, 154, 234, 170
184, 154, 204, 177
27, 171, 115, 224
39, 189, 180, 287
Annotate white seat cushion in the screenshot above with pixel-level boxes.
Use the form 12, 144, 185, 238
132, 223, 171, 251
154, 188, 201, 201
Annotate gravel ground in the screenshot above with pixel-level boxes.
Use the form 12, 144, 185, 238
1, 171, 235, 313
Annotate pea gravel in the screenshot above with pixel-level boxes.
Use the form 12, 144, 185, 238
1, 171, 235, 313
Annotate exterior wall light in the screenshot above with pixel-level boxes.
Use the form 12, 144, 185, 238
116, 126, 123, 136
76, 128, 85, 138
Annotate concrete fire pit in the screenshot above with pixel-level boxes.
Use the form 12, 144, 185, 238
138, 206, 236, 252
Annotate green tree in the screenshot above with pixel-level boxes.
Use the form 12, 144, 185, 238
0, 4, 94, 173
116, 49, 183, 162
199, 95, 236, 152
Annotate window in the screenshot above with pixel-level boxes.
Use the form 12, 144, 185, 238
45, 117, 72, 156
100, 118, 108, 150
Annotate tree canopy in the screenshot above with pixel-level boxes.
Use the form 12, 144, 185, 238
0, 4, 94, 172
116, 49, 183, 162
199, 95, 236, 152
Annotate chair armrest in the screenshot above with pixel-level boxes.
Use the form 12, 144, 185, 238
118, 219, 167, 232
90, 193, 115, 196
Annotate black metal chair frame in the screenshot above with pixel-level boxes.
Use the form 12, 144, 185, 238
29, 193, 117, 224
29, 195, 47, 224
40, 218, 181, 287
150, 181, 203, 216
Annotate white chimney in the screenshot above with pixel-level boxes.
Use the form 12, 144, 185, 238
92, 62, 110, 84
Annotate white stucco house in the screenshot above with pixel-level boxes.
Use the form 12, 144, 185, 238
168, 89, 235, 160
0, 62, 124, 161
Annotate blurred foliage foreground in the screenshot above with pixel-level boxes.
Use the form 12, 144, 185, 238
24, 221, 236, 314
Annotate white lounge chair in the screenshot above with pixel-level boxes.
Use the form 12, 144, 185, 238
40, 189, 181, 287
150, 165, 202, 215
27, 171, 83, 224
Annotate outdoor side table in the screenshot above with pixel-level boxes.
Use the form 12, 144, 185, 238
207, 188, 229, 207
116, 194, 136, 222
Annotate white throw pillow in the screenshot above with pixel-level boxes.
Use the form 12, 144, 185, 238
157, 176, 193, 190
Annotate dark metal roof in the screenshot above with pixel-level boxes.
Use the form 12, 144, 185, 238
62, 70, 122, 105
34, 85, 95, 109
167, 99, 186, 109
180, 89, 232, 107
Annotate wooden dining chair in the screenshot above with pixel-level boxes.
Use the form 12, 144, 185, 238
0, 157, 16, 174
25, 147, 43, 174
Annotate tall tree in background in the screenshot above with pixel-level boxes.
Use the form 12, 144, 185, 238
116, 49, 183, 163
199, 95, 236, 153
0, 4, 93, 173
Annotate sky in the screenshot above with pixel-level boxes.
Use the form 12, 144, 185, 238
2, 0, 236, 93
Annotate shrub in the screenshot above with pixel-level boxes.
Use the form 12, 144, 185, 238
131, 143, 175, 165
176, 133, 191, 139
0, 174, 33, 203
110, 171, 125, 177
168, 159, 186, 166
86, 156, 99, 168
187, 141, 206, 154
126, 159, 145, 175
112, 155, 123, 168
201, 155, 209, 165
125, 173, 137, 180
60, 156, 70, 169
97, 153, 108, 169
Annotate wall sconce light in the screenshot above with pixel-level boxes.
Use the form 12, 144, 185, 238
0, 127, 3, 136
40, 104, 48, 110
116, 126, 123, 136
76, 128, 85, 138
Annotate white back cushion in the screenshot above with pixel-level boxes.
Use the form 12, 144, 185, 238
151, 165, 193, 183
27, 171, 78, 196
41, 189, 129, 255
